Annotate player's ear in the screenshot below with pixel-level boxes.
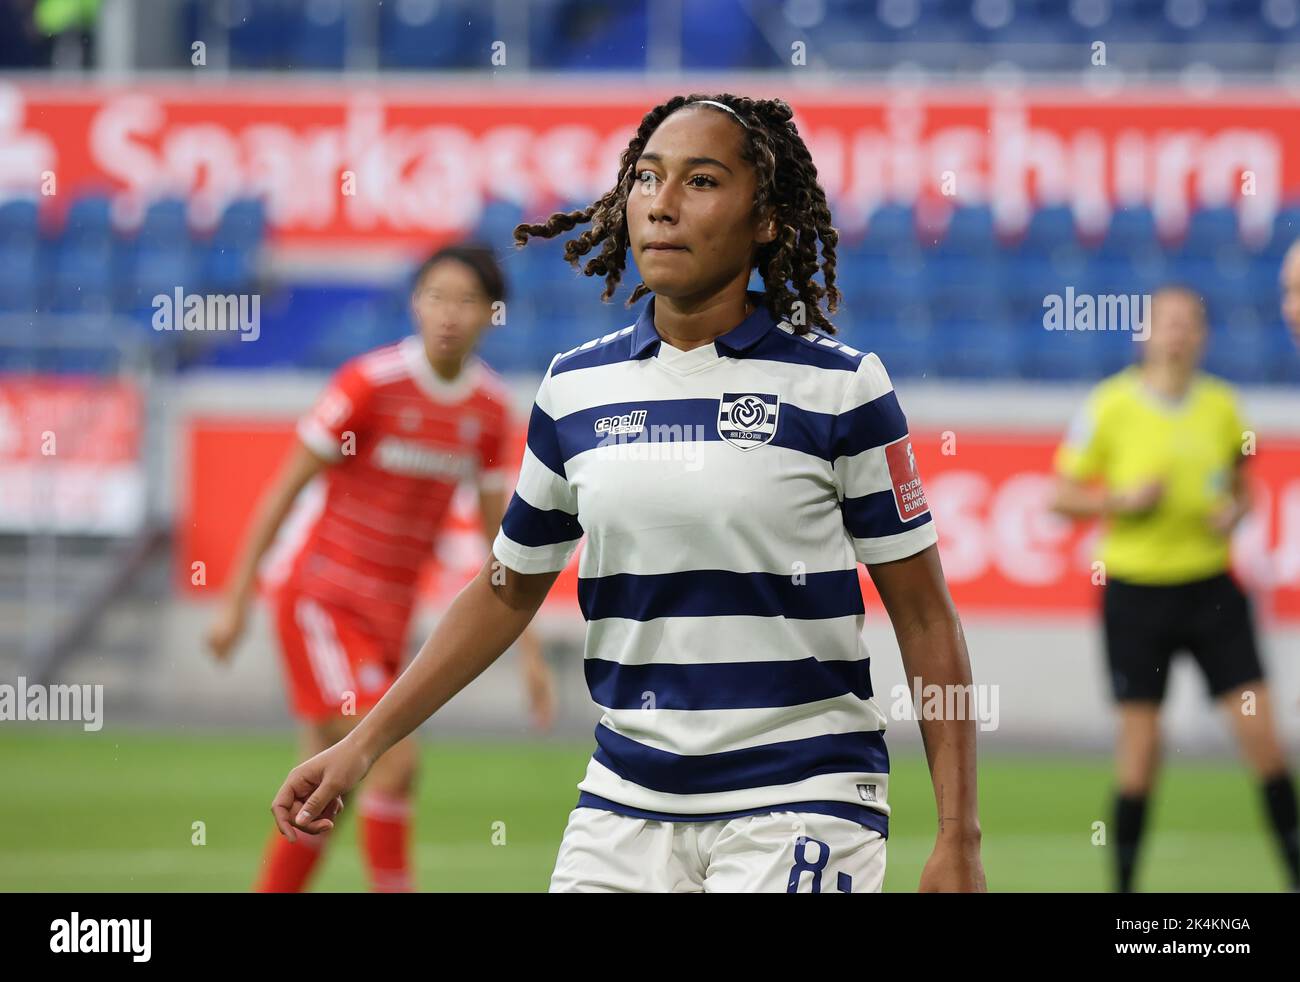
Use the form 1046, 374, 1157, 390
755, 206, 777, 245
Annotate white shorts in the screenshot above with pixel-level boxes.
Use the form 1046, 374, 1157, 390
548, 807, 887, 893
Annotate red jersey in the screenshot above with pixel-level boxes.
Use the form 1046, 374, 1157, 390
282, 335, 513, 651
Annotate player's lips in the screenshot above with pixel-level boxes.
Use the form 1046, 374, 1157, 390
643, 241, 688, 252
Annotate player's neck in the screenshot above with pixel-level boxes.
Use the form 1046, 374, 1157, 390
1140, 361, 1193, 402
653, 288, 754, 352
422, 344, 467, 382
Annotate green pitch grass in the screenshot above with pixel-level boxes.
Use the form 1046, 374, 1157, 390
0, 729, 1288, 892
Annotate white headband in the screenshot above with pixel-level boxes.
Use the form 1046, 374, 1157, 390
690, 99, 748, 126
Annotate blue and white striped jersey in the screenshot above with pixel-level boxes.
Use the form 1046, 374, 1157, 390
492, 291, 938, 836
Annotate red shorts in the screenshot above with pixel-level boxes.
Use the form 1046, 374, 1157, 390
272, 586, 401, 722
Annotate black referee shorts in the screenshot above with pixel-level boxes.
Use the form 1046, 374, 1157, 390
1102, 572, 1265, 704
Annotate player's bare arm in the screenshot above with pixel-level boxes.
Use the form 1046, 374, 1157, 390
1208, 454, 1252, 537
868, 544, 986, 892
1050, 475, 1164, 520
477, 482, 557, 730
272, 553, 559, 838
205, 438, 332, 662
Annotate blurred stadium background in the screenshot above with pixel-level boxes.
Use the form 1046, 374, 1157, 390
2, 0, 1300, 891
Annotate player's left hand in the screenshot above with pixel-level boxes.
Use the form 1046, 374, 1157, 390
1207, 502, 1243, 537
918, 837, 987, 892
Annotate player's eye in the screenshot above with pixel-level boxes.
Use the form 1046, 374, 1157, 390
688, 175, 717, 188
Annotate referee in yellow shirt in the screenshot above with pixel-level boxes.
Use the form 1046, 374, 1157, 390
1051, 285, 1298, 893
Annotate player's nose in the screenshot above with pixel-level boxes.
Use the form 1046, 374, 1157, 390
647, 184, 680, 223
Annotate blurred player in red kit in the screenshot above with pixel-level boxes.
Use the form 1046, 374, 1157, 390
206, 244, 555, 892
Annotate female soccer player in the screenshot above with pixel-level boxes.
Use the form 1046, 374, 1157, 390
207, 244, 555, 892
272, 94, 986, 893
1052, 285, 1299, 892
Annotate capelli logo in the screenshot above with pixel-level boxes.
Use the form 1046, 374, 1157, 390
49, 912, 151, 962
594, 410, 647, 437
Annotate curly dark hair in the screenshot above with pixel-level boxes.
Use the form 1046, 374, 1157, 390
512, 93, 841, 336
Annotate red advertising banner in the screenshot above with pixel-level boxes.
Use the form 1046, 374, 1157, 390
0, 375, 145, 533
179, 419, 1300, 621
4, 81, 1298, 253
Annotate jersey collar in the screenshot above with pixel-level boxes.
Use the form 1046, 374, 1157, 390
630, 291, 779, 358
399, 335, 481, 402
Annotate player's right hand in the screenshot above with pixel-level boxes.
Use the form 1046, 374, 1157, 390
205, 601, 247, 663
271, 739, 372, 843
1110, 480, 1164, 516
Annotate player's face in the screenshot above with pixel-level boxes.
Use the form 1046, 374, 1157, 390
626, 108, 774, 303
1142, 292, 1206, 370
1280, 243, 1300, 350
411, 260, 493, 362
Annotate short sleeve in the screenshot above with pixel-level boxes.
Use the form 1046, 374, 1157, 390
491, 355, 583, 574
830, 353, 939, 565
297, 361, 372, 461
1223, 389, 1251, 466
476, 403, 512, 494
1054, 388, 1107, 482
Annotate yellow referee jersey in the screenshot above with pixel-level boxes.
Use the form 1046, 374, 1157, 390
1054, 366, 1250, 585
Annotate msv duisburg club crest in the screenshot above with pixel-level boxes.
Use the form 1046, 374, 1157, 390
717, 392, 779, 450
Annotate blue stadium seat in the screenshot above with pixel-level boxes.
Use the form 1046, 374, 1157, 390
47, 196, 118, 315
0, 198, 39, 245
1022, 318, 1108, 380
48, 244, 114, 314
1176, 206, 1241, 260
214, 198, 266, 249
932, 204, 998, 257
1094, 325, 1140, 377
1008, 243, 1090, 312
1017, 204, 1078, 253
0, 199, 40, 313
309, 301, 392, 368
1259, 206, 1300, 259
933, 319, 1026, 379
226, 0, 290, 68
202, 245, 256, 295
473, 199, 527, 253
1176, 255, 1253, 318
681, 0, 774, 69
119, 245, 197, 318
1205, 320, 1278, 384
201, 199, 265, 294
1178, 2, 1268, 72
924, 255, 1007, 325
847, 254, 928, 317
530, 0, 647, 70
1096, 206, 1161, 261
854, 318, 934, 380
1081, 255, 1169, 323
287, 0, 348, 69
62, 195, 113, 249
379, 0, 495, 69
854, 0, 973, 46
0, 246, 37, 313
139, 198, 189, 244
859, 204, 917, 259
980, 3, 1076, 71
